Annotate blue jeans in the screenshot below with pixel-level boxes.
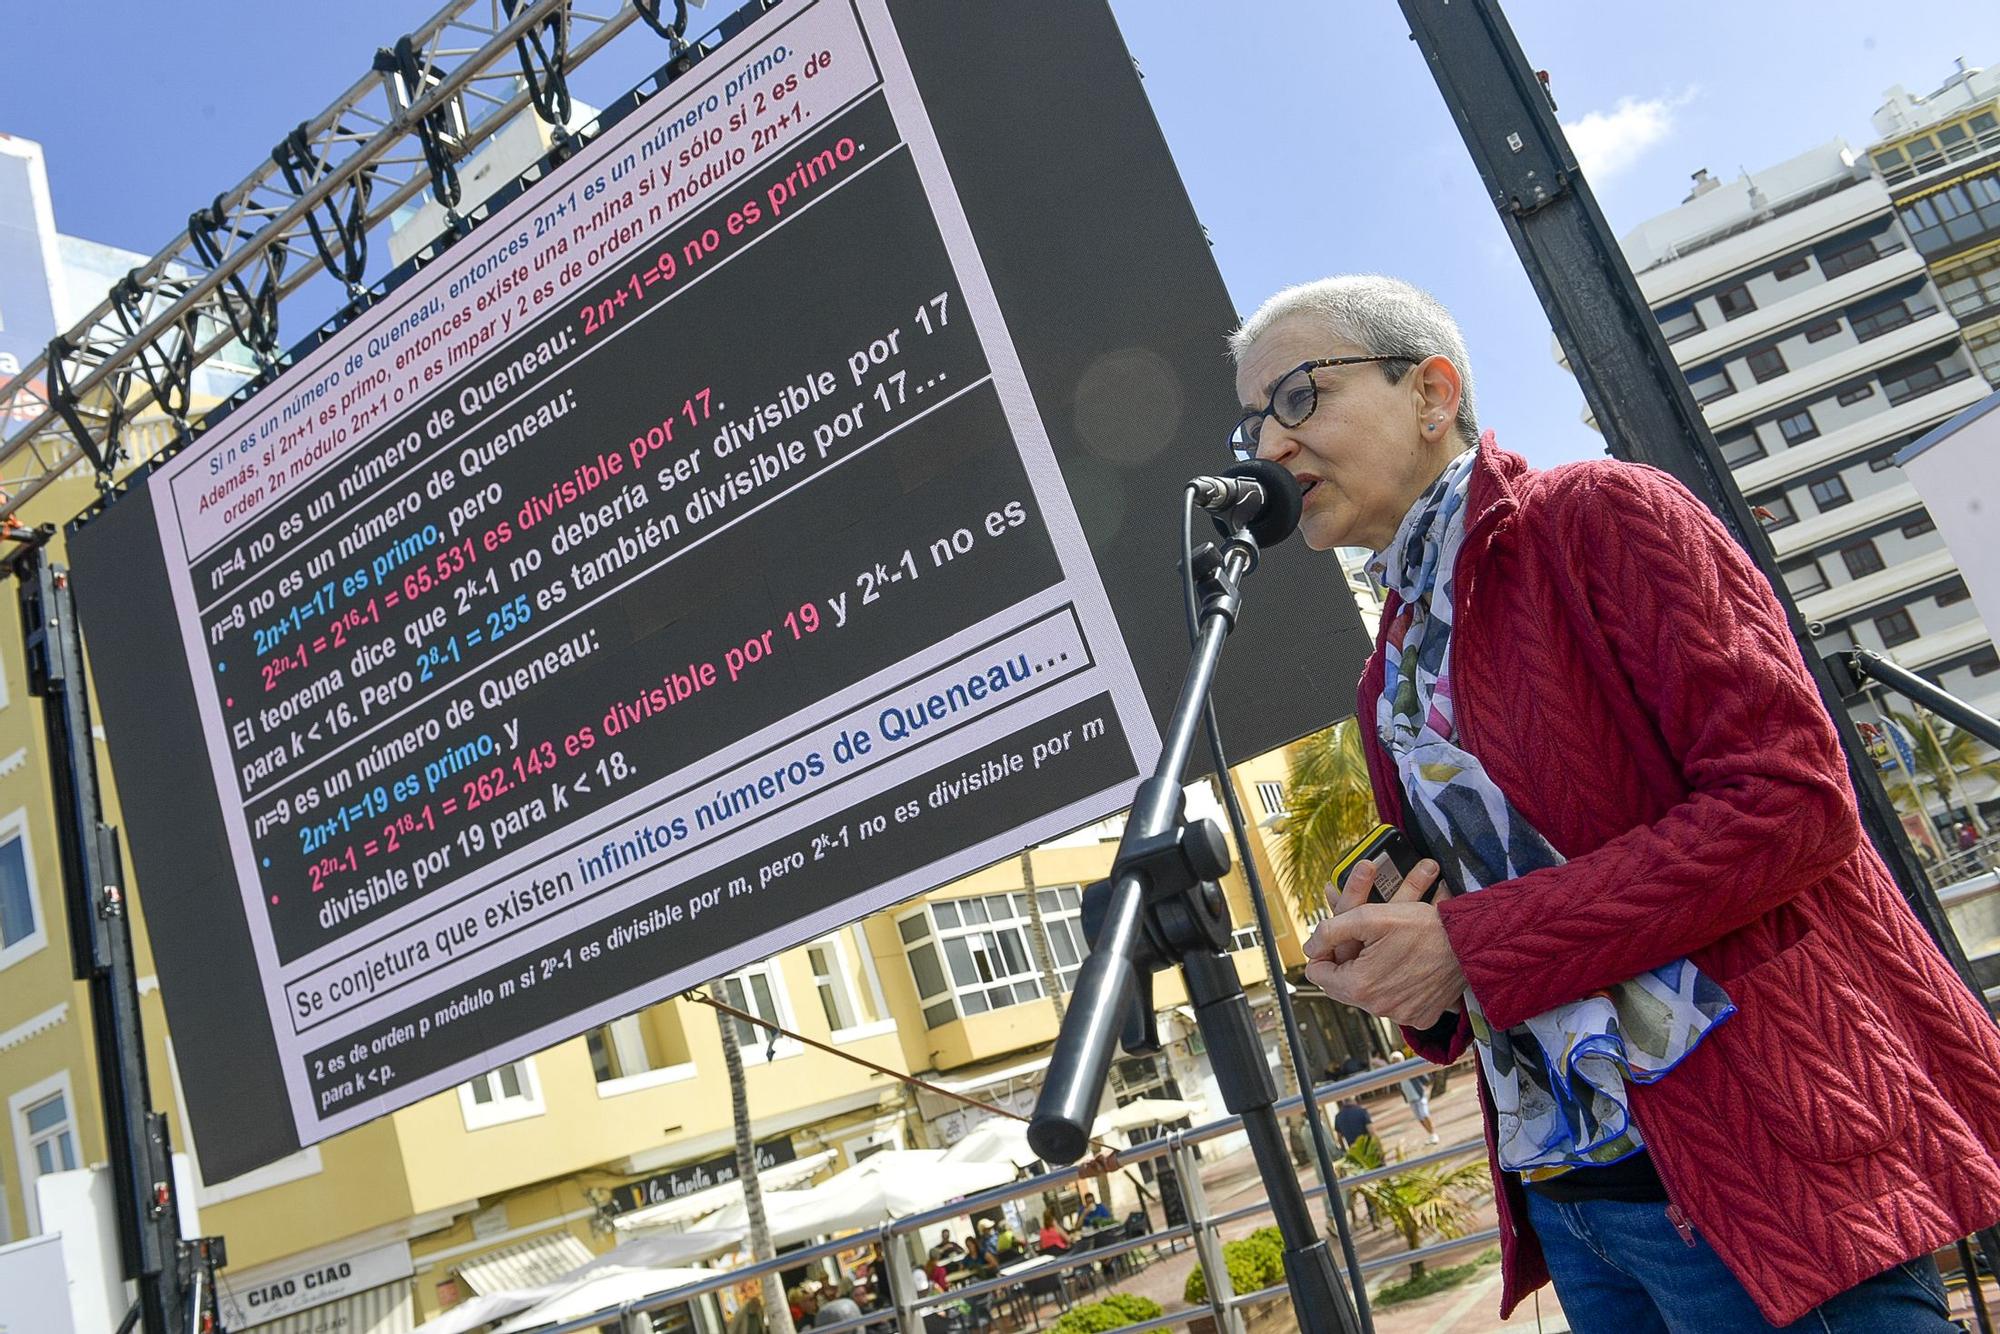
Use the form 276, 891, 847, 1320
1522, 1190, 1958, 1332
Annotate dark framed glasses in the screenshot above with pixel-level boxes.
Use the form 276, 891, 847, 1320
1229, 355, 1415, 460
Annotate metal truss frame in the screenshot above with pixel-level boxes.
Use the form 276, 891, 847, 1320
0, 0, 710, 522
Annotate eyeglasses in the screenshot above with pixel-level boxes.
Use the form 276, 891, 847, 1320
1229, 355, 1415, 460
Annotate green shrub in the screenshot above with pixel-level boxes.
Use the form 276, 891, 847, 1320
1183, 1230, 1287, 1305
1048, 1293, 1165, 1332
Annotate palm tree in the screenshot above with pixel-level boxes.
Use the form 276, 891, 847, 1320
711, 984, 796, 1334
1019, 852, 1066, 1025
1339, 1134, 1487, 1278
1885, 707, 2000, 834
1276, 720, 1379, 922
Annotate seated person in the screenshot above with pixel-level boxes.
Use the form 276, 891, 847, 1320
1037, 1210, 1073, 1254
1079, 1192, 1113, 1228
927, 1229, 965, 1267
992, 1219, 1022, 1264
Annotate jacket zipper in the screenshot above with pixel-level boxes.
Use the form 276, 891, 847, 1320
1665, 1202, 1697, 1247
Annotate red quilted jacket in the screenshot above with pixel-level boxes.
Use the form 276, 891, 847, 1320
1359, 436, 2000, 1324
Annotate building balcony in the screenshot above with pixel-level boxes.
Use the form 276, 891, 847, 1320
1892, 615, 1996, 672
1770, 482, 1921, 559
1634, 179, 1893, 306
1732, 375, 1991, 492
1798, 547, 1960, 626
1665, 248, 1927, 368
1704, 310, 1961, 429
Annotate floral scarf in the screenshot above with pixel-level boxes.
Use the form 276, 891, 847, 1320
1370, 448, 1733, 1174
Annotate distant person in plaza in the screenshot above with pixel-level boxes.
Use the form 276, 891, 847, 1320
1380, 1049, 1440, 1144
1037, 1210, 1072, 1254
814, 1281, 863, 1329
1080, 1191, 1113, 1227
1333, 1096, 1372, 1151
927, 1229, 965, 1266
1234, 274, 2000, 1330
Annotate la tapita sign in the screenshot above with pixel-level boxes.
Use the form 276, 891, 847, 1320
217, 1239, 413, 1327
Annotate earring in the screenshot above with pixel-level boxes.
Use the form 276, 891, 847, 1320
1425, 423, 1437, 433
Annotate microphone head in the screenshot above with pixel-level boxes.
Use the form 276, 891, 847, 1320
1222, 458, 1303, 546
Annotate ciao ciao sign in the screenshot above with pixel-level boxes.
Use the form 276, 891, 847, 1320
220, 1240, 413, 1325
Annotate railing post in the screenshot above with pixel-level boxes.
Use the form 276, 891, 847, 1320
1177, 1140, 1246, 1334
885, 1227, 922, 1333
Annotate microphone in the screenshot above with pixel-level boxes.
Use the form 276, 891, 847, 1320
1188, 458, 1302, 547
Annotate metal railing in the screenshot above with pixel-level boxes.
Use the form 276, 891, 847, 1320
499, 1060, 1488, 1334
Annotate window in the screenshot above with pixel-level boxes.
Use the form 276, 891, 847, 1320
1687, 366, 1735, 404
1805, 319, 1842, 343
1755, 495, 1798, 529
805, 930, 888, 1037
717, 963, 798, 1063
1819, 239, 1878, 279
1902, 513, 1937, 539
458, 1059, 544, 1128
1808, 475, 1852, 511
9, 1073, 77, 1234
0, 813, 45, 973
1883, 358, 1951, 405
1939, 251, 2000, 318
1773, 257, 1810, 281
1783, 561, 1829, 598
1873, 146, 1909, 180
1937, 579, 1971, 607
1875, 608, 1920, 648
1229, 924, 1263, 952
1971, 649, 2000, 677
1746, 346, 1788, 383
1838, 383, 1875, 406
1255, 781, 1287, 818
1851, 299, 1917, 342
585, 1006, 694, 1093
1840, 541, 1885, 579
1657, 301, 1704, 343
900, 888, 1085, 1028
1778, 409, 1819, 445
1716, 284, 1757, 320
1968, 327, 2000, 383
1717, 429, 1765, 467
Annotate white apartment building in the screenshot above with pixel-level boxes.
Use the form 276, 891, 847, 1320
1563, 141, 1998, 729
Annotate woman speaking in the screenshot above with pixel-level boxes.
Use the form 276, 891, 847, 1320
1237, 274, 2000, 1330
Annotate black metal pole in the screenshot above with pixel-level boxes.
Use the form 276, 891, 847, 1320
1030, 537, 1358, 1334
1845, 651, 2000, 752
12, 542, 193, 1334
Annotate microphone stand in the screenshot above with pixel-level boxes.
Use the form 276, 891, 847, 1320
1028, 521, 1359, 1334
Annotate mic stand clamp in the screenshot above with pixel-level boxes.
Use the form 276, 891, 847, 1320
1031, 530, 1359, 1334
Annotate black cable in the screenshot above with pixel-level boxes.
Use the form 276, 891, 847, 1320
1180, 487, 1376, 1333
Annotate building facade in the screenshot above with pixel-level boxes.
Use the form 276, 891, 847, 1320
1574, 140, 1998, 743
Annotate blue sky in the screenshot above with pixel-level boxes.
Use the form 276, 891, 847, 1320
6, 0, 2000, 468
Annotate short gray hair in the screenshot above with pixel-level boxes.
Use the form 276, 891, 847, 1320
1229, 275, 1479, 447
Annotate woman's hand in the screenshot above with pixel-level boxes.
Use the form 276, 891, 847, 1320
1303, 858, 1467, 1028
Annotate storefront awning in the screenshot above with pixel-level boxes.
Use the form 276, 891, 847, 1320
239, 1281, 413, 1333
454, 1232, 595, 1295
611, 1149, 835, 1231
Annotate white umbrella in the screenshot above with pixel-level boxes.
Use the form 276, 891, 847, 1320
704, 1151, 1018, 1248
413, 1286, 566, 1334
939, 1118, 1039, 1169
1091, 1097, 1201, 1137
565, 1227, 745, 1276
492, 1266, 716, 1333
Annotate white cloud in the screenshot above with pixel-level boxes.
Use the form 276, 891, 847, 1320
1561, 90, 1696, 180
